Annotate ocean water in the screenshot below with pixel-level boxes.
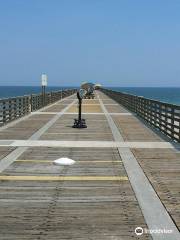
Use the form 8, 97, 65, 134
0, 86, 180, 106
0, 86, 75, 99
109, 87, 180, 105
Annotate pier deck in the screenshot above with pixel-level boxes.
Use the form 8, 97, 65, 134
0, 91, 179, 239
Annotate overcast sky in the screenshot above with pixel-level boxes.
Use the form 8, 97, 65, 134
0, 0, 180, 87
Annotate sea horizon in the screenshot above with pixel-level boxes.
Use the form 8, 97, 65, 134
0, 85, 180, 105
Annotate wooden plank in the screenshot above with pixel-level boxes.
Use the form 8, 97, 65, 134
132, 148, 180, 229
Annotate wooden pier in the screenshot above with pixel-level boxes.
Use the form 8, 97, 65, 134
0, 90, 179, 239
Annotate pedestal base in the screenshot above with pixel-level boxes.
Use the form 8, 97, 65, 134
72, 119, 87, 128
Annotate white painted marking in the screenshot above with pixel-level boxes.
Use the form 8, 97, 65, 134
0, 140, 178, 148
0, 140, 14, 145
32, 112, 134, 115
110, 113, 133, 115
31, 112, 57, 115
45, 132, 110, 135
104, 104, 119, 105
56, 103, 102, 106
61, 102, 108, 106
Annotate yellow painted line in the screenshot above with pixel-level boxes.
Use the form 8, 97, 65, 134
79, 160, 122, 163
15, 160, 52, 163
0, 176, 128, 181
15, 160, 122, 163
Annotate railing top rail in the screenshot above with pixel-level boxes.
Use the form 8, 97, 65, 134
0, 88, 76, 101
0, 95, 30, 102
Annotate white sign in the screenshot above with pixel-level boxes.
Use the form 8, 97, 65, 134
41, 74, 48, 86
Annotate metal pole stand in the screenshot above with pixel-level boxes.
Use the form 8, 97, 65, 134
72, 92, 87, 128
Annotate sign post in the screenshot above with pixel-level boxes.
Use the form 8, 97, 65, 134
41, 74, 48, 106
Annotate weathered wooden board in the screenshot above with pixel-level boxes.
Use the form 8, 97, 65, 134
0, 147, 16, 161
112, 115, 163, 141
0, 91, 179, 239
67, 104, 103, 113
0, 147, 151, 239
40, 114, 113, 141
132, 148, 180, 228
0, 115, 53, 140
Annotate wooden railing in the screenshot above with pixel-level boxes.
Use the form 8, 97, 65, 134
101, 88, 180, 142
31, 89, 76, 111
0, 96, 30, 126
0, 89, 77, 126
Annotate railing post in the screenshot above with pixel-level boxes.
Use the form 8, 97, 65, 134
2, 101, 5, 125
30, 94, 33, 112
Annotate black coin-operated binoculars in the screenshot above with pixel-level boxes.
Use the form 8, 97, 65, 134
72, 89, 87, 128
